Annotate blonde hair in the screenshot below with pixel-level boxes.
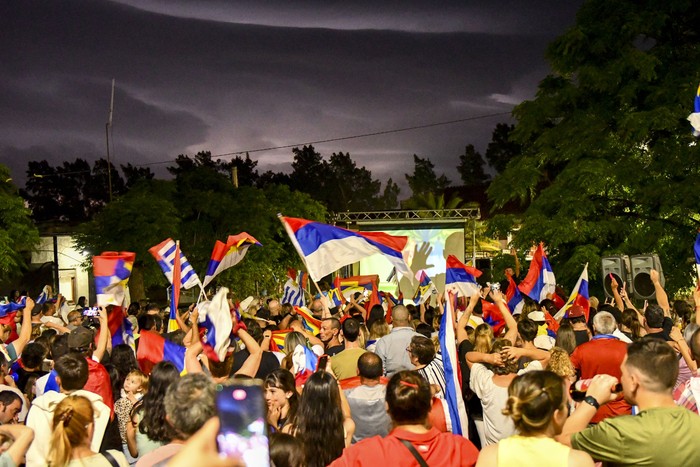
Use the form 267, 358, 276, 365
546, 347, 575, 379
473, 323, 494, 353
125, 370, 149, 393
369, 321, 389, 340
48, 395, 94, 466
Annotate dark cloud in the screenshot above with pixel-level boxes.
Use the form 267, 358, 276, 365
0, 0, 582, 194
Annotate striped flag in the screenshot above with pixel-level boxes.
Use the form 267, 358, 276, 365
518, 244, 556, 302
505, 273, 524, 315
439, 292, 469, 436
106, 306, 135, 350
94, 252, 135, 306
294, 306, 321, 335
35, 285, 50, 305
270, 330, 290, 352
445, 255, 482, 297
554, 264, 590, 321
413, 270, 437, 305
281, 269, 307, 307
148, 238, 201, 290
197, 287, 233, 362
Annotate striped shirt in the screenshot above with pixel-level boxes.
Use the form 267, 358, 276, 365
418, 353, 447, 399
674, 372, 699, 414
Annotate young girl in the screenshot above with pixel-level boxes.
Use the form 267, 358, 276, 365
114, 370, 148, 463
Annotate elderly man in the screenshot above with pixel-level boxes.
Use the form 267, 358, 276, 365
375, 305, 421, 377
569, 311, 631, 422
559, 339, 700, 466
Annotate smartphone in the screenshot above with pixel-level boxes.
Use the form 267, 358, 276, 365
82, 306, 100, 317
216, 380, 269, 466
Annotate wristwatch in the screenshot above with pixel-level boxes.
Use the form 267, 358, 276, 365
583, 395, 600, 410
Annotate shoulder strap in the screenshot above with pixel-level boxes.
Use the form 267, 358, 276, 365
398, 438, 429, 467
101, 450, 121, 467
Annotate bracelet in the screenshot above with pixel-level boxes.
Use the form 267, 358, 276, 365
582, 396, 600, 410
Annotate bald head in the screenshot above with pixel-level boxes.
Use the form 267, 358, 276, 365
392, 305, 410, 326
357, 352, 383, 379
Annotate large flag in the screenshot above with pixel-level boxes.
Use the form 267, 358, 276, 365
518, 244, 556, 302
439, 293, 469, 436
94, 252, 135, 306
413, 270, 437, 305
282, 269, 307, 307
505, 273, 524, 315
445, 255, 482, 297
137, 330, 186, 374
694, 232, 700, 283
689, 83, 700, 137
106, 306, 135, 349
149, 239, 201, 290
202, 233, 261, 286
279, 215, 413, 281
197, 287, 233, 362
554, 264, 590, 321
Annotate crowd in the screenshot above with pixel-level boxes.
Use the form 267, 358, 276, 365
0, 265, 699, 467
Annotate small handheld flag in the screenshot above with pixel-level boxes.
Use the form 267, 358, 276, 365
554, 264, 590, 321
518, 244, 556, 302
202, 233, 261, 287
149, 239, 201, 290
94, 252, 135, 306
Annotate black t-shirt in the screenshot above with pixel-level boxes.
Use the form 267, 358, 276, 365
457, 340, 483, 418
229, 349, 280, 379
646, 317, 674, 341
574, 329, 590, 348
325, 344, 345, 357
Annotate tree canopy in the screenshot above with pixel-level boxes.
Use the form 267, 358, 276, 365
488, 0, 700, 294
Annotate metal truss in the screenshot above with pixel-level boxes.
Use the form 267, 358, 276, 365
333, 208, 480, 225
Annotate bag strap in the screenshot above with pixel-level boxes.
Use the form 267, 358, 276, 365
398, 438, 430, 467
101, 451, 121, 467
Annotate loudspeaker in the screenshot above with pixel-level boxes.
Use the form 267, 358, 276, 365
630, 254, 664, 300
601, 255, 631, 299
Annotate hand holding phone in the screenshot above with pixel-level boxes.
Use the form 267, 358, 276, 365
216, 381, 269, 466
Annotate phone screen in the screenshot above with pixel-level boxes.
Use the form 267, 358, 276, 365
216, 382, 269, 466
82, 307, 100, 317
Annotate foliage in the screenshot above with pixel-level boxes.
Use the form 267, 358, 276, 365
0, 165, 40, 281
457, 144, 488, 187
405, 155, 451, 201
487, 0, 700, 295
485, 123, 522, 174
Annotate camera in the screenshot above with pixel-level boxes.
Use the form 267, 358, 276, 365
82, 307, 101, 329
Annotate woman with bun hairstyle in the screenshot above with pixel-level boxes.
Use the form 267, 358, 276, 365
49, 395, 129, 466
476, 371, 593, 467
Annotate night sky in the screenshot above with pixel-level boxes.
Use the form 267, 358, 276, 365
1, 0, 583, 192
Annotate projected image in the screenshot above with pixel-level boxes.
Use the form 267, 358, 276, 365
359, 226, 465, 295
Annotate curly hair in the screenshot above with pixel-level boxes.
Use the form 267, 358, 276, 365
138, 361, 180, 442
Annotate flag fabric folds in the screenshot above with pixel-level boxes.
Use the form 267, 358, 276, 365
197, 287, 233, 362
481, 300, 506, 336
445, 255, 482, 297
269, 330, 290, 352
137, 330, 186, 374
279, 215, 413, 281
439, 293, 469, 436
294, 306, 322, 336
323, 288, 345, 308
94, 252, 135, 306
35, 285, 50, 305
149, 239, 201, 290
202, 233, 261, 287
291, 344, 319, 386
106, 306, 135, 349
282, 269, 307, 307
413, 270, 437, 305
518, 244, 556, 303
0, 297, 26, 317
554, 264, 590, 321
337, 275, 381, 312
505, 274, 524, 315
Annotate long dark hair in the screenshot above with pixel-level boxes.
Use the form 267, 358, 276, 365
295, 372, 344, 467
264, 369, 299, 429
138, 361, 180, 442
110, 344, 139, 391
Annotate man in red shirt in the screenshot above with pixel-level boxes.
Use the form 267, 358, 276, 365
569, 311, 630, 422
330, 371, 478, 467
67, 326, 114, 413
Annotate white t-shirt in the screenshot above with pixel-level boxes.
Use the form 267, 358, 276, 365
469, 363, 516, 445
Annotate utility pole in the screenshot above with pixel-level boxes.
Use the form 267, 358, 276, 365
105, 79, 115, 202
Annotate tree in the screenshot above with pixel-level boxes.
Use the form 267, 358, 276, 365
487, 0, 700, 295
289, 145, 325, 194
377, 178, 400, 210
404, 155, 451, 208
457, 144, 488, 187
0, 165, 40, 282
485, 123, 522, 174
121, 163, 154, 188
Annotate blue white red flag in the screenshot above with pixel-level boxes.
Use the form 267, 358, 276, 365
439, 292, 469, 436
0, 297, 26, 317
518, 244, 556, 302
291, 343, 319, 386
202, 233, 261, 287
482, 300, 506, 336
197, 287, 233, 362
505, 273, 524, 315
279, 215, 413, 281
106, 306, 135, 349
445, 255, 482, 297
694, 232, 700, 283
94, 252, 135, 306
554, 264, 590, 321
282, 279, 306, 307
35, 285, 51, 305
323, 288, 345, 308
149, 239, 201, 290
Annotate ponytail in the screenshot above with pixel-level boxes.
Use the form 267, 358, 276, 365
48, 396, 94, 466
